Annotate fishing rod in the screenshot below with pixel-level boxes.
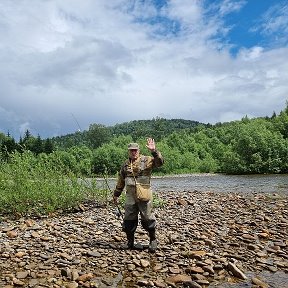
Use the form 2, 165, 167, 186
102, 172, 123, 220
70, 113, 123, 219
71, 113, 82, 132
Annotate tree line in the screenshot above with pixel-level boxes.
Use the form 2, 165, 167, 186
1, 105, 288, 176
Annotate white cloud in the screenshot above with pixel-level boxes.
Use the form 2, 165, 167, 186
261, 2, 288, 34
0, 0, 287, 138
251, 2, 288, 47
238, 46, 264, 60
218, 0, 247, 16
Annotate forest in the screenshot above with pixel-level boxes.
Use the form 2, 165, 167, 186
1, 105, 287, 215
1, 105, 288, 176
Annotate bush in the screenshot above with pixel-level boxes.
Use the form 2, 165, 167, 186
0, 151, 105, 217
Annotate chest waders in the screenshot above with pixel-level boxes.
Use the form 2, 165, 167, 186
122, 156, 157, 252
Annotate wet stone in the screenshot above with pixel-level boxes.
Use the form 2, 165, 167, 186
0, 190, 287, 287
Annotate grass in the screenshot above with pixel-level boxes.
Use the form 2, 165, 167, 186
0, 151, 109, 217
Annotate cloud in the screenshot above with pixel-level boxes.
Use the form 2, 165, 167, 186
0, 0, 287, 138
251, 1, 288, 47
218, 0, 247, 16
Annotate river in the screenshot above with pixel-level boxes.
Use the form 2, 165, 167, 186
100, 173, 288, 195
151, 173, 288, 194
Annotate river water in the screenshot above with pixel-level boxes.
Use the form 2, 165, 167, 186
101, 173, 288, 195
151, 173, 288, 194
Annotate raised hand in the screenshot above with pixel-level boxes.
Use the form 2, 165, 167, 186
146, 138, 156, 152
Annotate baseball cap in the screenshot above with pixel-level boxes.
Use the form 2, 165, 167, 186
128, 143, 139, 150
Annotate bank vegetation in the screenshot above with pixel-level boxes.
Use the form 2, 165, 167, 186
1, 104, 287, 216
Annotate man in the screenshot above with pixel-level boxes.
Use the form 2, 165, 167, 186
113, 138, 164, 252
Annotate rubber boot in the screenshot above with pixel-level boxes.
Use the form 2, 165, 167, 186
124, 232, 134, 249
148, 229, 157, 253
126, 233, 134, 249
122, 233, 144, 250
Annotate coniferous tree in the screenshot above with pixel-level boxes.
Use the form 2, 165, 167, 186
43, 138, 54, 154
0, 136, 18, 160
32, 135, 43, 155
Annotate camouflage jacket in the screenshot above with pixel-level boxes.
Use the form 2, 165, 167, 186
113, 150, 164, 197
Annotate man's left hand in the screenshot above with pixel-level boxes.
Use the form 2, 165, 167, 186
146, 138, 156, 152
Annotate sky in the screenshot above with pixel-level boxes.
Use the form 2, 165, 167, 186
1, 0, 288, 139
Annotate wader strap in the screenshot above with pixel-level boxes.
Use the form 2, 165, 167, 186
131, 161, 137, 185
131, 156, 147, 184
140, 156, 146, 172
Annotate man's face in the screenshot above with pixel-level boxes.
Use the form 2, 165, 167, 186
129, 149, 139, 160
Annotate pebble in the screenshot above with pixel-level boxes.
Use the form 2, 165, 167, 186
251, 277, 269, 288
0, 190, 287, 287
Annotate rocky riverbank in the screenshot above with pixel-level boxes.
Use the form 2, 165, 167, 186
1, 190, 287, 287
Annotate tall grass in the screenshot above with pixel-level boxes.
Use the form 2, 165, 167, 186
0, 151, 107, 217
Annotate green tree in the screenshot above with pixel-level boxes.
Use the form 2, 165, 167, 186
67, 146, 93, 176
43, 138, 54, 154
87, 124, 112, 149
221, 119, 287, 173
92, 142, 126, 175
49, 150, 78, 175
0, 132, 6, 145
273, 109, 288, 139
1, 136, 18, 160
31, 135, 43, 155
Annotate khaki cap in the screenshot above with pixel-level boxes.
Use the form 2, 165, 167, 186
128, 143, 139, 150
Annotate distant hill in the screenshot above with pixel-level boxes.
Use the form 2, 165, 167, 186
110, 118, 206, 139
51, 118, 206, 149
